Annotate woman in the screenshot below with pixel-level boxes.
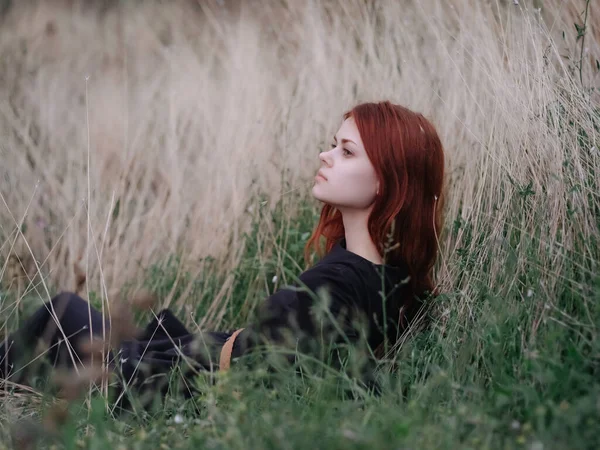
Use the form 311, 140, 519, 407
0, 101, 445, 410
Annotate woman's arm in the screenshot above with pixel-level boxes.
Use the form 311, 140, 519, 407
232, 264, 368, 364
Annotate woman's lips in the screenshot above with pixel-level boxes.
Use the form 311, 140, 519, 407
315, 170, 327, 181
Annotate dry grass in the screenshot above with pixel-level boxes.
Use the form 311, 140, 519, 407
0, 0, 598, 330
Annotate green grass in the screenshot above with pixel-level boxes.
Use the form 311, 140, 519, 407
1, 181, 599, 450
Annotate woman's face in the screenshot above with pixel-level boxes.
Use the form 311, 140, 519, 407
312, 116, 379, 210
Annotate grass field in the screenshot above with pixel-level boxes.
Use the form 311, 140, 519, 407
1, 0, 599, 448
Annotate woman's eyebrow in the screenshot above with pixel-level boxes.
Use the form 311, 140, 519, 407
333, 135, 357, 145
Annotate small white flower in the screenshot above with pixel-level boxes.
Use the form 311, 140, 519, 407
530, 441, 544, 450
272, 275, 278, 284
527, 289, 534, 298
511, 420, 521, 430
341, 429, 358, 440
513, 0, 519, 5
174, 414, 184, 424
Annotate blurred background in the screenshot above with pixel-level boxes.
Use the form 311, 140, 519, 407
0, 0, 598, 316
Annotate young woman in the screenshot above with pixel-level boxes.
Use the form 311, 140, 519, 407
0, 101, 445, 409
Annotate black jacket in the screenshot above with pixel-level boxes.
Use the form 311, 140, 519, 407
120, 238, 414, 384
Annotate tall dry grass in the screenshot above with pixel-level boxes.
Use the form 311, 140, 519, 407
0, 0, 598, 326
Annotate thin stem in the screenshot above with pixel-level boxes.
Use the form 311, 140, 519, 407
578, 0, 591, 87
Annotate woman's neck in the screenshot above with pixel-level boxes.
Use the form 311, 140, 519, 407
342, 209, 383, 265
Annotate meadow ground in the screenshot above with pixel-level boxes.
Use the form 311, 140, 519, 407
0, 0, 599, 448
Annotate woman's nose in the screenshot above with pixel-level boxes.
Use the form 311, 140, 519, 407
319, 149, 332, 165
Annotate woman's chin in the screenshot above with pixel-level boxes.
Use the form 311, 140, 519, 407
311, 186, 325, 201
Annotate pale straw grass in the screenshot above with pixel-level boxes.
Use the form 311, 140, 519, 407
0, 0, 597, 334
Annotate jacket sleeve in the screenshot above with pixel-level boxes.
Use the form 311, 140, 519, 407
234, 264, 367, 360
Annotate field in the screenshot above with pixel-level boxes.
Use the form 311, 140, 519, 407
0, 0, 599, 448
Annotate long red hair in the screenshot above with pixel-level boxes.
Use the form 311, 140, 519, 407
304, 101, 446, 302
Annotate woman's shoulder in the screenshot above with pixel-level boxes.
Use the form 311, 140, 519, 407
292, 258, 380, 308
295, 260, 357, 292
302, 249, 407, 291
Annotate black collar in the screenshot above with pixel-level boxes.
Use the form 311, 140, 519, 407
331, 238, 405, 272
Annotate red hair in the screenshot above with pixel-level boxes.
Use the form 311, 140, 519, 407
304, 101, 446, 307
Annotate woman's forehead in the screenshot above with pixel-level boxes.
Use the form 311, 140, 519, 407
336, 117, 361, 141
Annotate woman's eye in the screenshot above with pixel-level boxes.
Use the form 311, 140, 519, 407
329, 143, 351, 156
